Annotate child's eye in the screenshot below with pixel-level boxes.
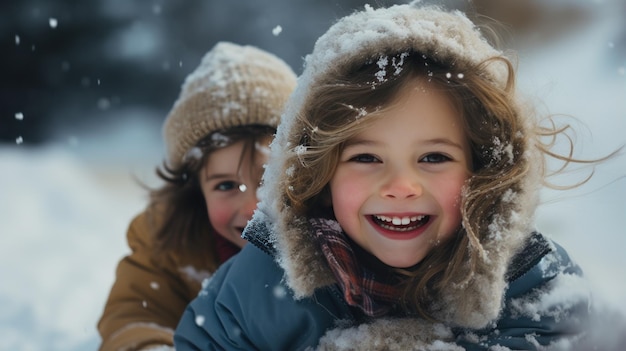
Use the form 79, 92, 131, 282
420, 153, 451, 163
214, 181, 238, 191
349, 154, 380, 163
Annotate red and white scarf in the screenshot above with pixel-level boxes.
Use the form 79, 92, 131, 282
309, 217, 402, 318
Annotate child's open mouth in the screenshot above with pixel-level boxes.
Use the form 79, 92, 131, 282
370, 214, 430, 232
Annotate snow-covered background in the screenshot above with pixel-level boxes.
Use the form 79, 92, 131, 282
1, 1, 624, 350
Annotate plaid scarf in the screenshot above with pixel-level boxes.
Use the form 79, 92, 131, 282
309, 217, 402, 318
214, 232, 240, 264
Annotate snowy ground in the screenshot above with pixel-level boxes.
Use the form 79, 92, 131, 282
0, 117, 164, 351
1, 5, 625, 351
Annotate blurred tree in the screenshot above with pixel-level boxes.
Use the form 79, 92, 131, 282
1, 0, 609, 146
468, 0, 591, 48
1, 1, 183, 144
0, 0, 375, 145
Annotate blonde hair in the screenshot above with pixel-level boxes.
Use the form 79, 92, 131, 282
283, 50, 609, 319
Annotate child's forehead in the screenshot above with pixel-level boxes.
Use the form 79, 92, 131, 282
380, 79, 454, 111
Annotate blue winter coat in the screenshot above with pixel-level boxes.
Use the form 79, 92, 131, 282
174, 218, 589, 351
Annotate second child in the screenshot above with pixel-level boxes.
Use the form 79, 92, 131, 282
97, 42, 296, 351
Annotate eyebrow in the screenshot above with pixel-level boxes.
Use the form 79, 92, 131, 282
205, 172, 238, 182
422, 138, 465, 150
343, 138, 377, 148
344, 137, 464, 150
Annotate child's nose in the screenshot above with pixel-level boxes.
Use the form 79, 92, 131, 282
381, 170, 423, 199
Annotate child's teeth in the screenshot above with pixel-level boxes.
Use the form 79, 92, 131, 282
380, 215, 391, 222
377, 215, 424, 225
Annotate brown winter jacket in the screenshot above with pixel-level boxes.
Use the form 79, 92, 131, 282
97, 208, 229, 351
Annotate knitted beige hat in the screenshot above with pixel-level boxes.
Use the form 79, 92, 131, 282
162, 41, 297, 168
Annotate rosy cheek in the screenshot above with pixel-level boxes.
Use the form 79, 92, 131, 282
441, 179, 465, 220
207, 201, 233, 231
331, 173, 364, 227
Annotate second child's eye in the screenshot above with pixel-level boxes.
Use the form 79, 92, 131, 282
420, 153, 451, 163
349, 154, 380, 163
215, 181, 237, 191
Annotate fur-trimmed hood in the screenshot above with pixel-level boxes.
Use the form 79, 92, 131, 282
250, 3, 542, 331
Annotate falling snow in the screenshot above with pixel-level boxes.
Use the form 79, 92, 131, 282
1, 2, 625, 351
195, 315, 205, 326
272, 25, 282, 36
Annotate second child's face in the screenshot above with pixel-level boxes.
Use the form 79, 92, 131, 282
329, 83, 471, 268
200, 137, 271, 248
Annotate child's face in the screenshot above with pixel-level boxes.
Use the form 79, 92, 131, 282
329, 83, 471, 268
200, 137, 271, 248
